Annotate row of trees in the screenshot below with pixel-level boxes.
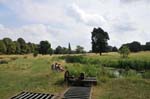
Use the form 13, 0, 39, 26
54, 45, 86, 54
0, 37, 86, 55
0, 38, 38, 54
0, 27, 149, 55
120, 41, 150, 52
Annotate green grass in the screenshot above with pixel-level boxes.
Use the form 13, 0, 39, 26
0, 55, 67, 99
63, 52, 150, 71
0, 52, 150, 99
92, 79, 150, 99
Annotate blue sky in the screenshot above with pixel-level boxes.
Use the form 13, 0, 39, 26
0, 0, 150, 51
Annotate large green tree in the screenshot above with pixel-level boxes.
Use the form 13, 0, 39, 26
121, 41, 141, 52
8, 42, 16, 54
39, 41, 51, 55
14, 41, 21, 54
54, 46, 62, 54
17, 38, 27, 54
91, 27, 109, 55
0, 40, 7, 54
27, 42, 35, 53
145, 42, 150, 51
3, 37, 13, 54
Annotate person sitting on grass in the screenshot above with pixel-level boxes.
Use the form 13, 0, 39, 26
51, 63, 55, 70
51, 63, 64, 72
58, 64, 64, 72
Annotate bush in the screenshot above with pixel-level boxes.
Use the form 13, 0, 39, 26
66, 64, 99, 77
33, 51, 38, 57
65, 55, 87, 64
119, 46, 130, 58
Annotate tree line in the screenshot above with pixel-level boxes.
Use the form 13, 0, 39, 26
120, 41, 150, 52
0, 37, 86, 55
0, 27, 149, 55
91, 27, 150, 55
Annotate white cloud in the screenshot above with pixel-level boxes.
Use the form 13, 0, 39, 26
67, 3, 106, 26
0, 0, 150, 50
0, 23, 92, 50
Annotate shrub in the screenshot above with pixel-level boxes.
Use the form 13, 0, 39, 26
119, 46, 130, 58
65, 55, 87, 64
33, 51, 38, 57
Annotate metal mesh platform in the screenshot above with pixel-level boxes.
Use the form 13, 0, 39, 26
64, 87, 91, 99
10, 92, 54, 99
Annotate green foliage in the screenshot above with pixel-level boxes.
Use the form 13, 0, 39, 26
8, 42, 16, 54
33, 51, 38, 57
17, 38, 27, 54
14, 41, 21, 54
27, 42, 35, 53
112, 46, 118, 52
3, 38, 13, 54
116, 59, 150, 71
119, 46, 130, 58
144, 42, 150, 51
47, 48, 53, 55
39, 41, 51, 55
76, 45, 85, 54
65, 55, 85, 63
55, 46, 68, 54
121, 41, 141, 52
0, 40, 7, 54
91, 27, 109, 55
66, 63, 99, 77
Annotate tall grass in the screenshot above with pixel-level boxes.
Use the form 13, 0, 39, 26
65, 63, 99, 77
63, 55, 150, 71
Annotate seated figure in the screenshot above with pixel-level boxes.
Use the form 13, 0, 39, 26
79, 73, 85, 80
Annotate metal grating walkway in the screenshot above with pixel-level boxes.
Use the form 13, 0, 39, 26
63, 87, 91, 99
10, 92, 54, 99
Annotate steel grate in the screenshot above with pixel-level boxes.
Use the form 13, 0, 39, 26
10, 92, 54, 99
64, 87, 91, 99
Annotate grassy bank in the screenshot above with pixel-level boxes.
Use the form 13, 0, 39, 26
0, 52, 150, 99
0, 55, 67, 99
92, 79, 150, 99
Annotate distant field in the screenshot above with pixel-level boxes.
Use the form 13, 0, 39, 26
0, 52, 150, 99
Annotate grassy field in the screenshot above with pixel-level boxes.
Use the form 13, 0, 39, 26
0, 52, 150, 99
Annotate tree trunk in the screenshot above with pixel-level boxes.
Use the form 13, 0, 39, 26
99, 52, 102, 56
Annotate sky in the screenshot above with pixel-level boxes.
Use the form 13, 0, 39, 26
0, 0, 150, 51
